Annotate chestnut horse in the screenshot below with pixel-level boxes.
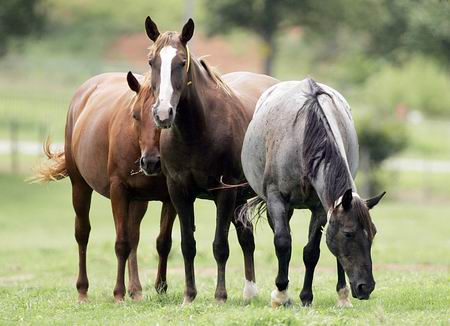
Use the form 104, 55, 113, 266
144, 17, 279, 304
34, 72, 176, 302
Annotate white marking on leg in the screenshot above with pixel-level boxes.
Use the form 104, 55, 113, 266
271, 289, 291, 308
243, 279, 259, 300
158, 46, 177, 107
337, 286, 353, 308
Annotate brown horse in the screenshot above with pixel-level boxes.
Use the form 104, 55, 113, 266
144, 17, 279, 304
34, 72, 176, 302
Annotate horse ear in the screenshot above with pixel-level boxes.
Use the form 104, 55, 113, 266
145, 16, 160, 42
366, 191, 386, 210
127, 71, 140, 93
180, 18, 194, 44
341, 188, 353, 210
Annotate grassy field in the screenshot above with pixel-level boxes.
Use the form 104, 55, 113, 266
0, 173, 448, 325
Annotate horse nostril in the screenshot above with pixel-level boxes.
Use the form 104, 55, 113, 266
154, 160, 161, 170
357, 283, 369, 295
140, 157, 147, 169
168, 107, 173, 118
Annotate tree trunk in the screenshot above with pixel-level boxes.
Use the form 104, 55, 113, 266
262, 32, 276, 75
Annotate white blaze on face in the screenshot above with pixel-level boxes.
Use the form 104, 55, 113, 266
158, 46, 178, 106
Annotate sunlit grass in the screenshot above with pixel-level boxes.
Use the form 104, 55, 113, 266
0, 174, 448, 324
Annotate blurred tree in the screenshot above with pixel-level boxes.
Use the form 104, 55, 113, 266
206, 0, 301, 75
206, 0, 450, 74
356, 113, 408, 195
0, 0, 46, 56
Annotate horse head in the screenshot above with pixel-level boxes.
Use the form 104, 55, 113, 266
127, 71, 162, 176
326, 189, 386, 300
144, 16, 194, 129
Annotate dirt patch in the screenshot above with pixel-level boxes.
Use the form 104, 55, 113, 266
106, 32, 263, 74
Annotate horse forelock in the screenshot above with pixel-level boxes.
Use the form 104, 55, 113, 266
300, 79, 353, 204
147, 32, 178, 59
351, 198, 377, 242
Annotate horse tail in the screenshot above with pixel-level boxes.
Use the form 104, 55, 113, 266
236, 196, 267, 228
30, 137, 68, 183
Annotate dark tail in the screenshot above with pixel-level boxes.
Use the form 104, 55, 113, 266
236, 196, 267, 227
29, 137, 67, 183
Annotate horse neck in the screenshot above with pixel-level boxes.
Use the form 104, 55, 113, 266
172, 60, 223, 140
312, 163, 355, 210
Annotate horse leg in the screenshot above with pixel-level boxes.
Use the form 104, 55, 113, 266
336, 259, 352, 307
72, 180, 93, 303
110, 180, 131, 303
127, 200, 148, 301
212, 190, 236, 303
267, 189, 293, 308
167, 180, 197, 304
233, 197, 257, 301
299, 208, 326, 306
154, 201, 177, 294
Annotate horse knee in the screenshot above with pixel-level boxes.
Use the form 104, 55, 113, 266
156, 236, 172, 257
75, 220, 90, 246
181, 238, 196, 260
303, 244, 320, 268
237, 227, 255, 252
274, 233, 291, 256
115, 240, 131, 259
213, 240, 229, 263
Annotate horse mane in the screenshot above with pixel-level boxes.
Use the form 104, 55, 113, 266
299, 78, 350, 204
198, 58, 233, 96
299, 79, 376, 239
136, 71, 153, 103
148, 31, 233, 97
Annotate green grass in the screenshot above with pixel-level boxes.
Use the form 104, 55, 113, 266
0, 174, 448, 324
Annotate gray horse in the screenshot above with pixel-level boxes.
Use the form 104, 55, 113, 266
241, 78, 385, 307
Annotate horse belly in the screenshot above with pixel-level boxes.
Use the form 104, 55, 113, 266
241, 114, 268, 199
72, 109, 111, 197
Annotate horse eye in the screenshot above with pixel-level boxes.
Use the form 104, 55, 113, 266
148, 60, 153, 67
181, 60, 186, 67
132, 111, 140, 121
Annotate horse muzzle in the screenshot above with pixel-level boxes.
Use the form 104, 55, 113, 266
140, 155, 161, 176
350, 281, 375, 300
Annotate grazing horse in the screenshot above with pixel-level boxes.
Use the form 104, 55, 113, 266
241, 79, 385, 307
34, 72, 177, 302
144, 17, 279, 304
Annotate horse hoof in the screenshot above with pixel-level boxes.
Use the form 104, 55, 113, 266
182, 296, 194, 306
271, 289, 292, 308
337, 286, 353, 308
216, 297, 227, 304
243, 280, 259, 301
114, 295, 125, 304
131, 292, 143, 302
215, 291, 228, 304
77, 293, 88, 304
337, 299, 353, 308
155, 281, 168, 294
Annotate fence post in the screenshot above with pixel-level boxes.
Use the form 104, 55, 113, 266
38, 122, 47, 157
10, 120, 19, 173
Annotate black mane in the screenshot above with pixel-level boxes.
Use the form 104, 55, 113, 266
299, 79, 352, 205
